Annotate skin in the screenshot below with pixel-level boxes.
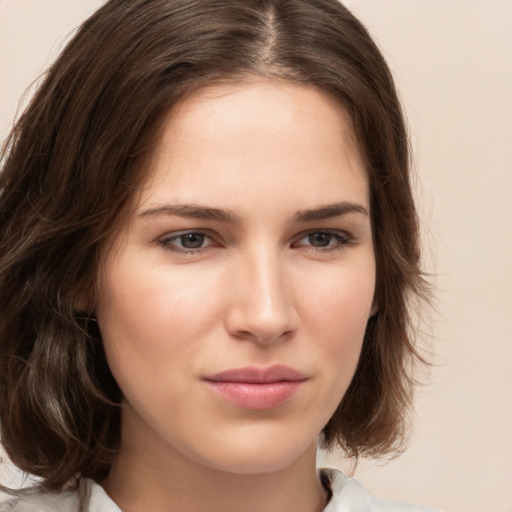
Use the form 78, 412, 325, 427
95, 79, 376, 512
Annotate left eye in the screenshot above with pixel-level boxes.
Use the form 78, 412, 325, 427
159, 231, 212, 251
293, 231, 351, 249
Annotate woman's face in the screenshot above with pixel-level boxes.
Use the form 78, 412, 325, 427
95, 79, 376, 475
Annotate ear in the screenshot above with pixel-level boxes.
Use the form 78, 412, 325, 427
369, 300, 378, 318
74, 289, 94, 314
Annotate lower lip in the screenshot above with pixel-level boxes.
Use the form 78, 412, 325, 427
206, 381, 303, 410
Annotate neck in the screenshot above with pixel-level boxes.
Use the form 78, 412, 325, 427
102, 438, 328, 512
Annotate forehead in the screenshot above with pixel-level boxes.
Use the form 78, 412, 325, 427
136, 79, 369, 215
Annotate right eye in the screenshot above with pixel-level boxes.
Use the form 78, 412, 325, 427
158, 231, 214, 253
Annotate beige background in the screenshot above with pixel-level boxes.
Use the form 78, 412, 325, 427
1, 1, 511, 511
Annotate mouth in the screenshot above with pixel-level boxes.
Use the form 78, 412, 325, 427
203, 365, 307, 410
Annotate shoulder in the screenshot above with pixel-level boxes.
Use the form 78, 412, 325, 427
0, 488, 79, 512
321, 468, 440, 512
0, 479, 120, 512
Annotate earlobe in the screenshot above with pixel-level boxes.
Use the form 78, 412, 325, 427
369, 302, 378, 318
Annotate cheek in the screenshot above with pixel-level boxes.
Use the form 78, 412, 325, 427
298, 260, 375, 339
100, 256, 219, 339
95, 255, 225, 396
296, 261, 375, 393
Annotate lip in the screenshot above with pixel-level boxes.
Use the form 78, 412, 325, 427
204, 365, 307, 410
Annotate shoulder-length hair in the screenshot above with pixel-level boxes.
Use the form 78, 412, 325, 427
0, 0, 428, 491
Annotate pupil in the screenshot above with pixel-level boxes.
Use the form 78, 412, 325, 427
181, 233, 204, 248
309, 232, 331, 247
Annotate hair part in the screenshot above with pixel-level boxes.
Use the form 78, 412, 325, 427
0, 0, 429, 491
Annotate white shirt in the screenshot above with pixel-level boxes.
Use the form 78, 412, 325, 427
0, 468, 439, 512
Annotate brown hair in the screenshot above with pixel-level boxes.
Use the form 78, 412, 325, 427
0, 0, 428, 491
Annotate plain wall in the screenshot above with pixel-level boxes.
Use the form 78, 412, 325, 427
1, 1, 511, 511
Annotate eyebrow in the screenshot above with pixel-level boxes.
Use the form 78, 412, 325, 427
138, 204, 240, 222
292, 202, 369, 222
138, 201, 368, 223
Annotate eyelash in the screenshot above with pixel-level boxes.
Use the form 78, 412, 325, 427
292, 230, 354, 252
158, 229, 354, 255
158, 231, 217, 255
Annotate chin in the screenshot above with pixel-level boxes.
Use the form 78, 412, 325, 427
185, 428, 318, 476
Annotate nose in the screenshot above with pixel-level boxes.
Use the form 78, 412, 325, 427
224, 249, 298, 345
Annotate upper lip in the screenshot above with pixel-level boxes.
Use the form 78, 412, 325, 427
204, 365, 307, 383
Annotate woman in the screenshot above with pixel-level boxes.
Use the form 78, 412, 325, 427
0, 1, 434, 511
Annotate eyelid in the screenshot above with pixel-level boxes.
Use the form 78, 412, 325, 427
158, 229, 220, 253
291, 229, 355, 250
